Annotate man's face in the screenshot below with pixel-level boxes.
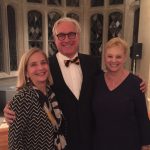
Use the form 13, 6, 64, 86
54, 21, 80, 58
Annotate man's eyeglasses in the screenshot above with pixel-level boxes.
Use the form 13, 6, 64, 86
56, 32, 77, 41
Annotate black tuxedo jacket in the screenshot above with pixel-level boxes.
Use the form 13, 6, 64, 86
49, 53, 102, 150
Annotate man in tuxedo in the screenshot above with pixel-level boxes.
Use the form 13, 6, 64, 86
49, 17, 102, 150
3, 17, 146, 150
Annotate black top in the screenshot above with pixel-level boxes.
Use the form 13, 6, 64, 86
92, 73, 150, 150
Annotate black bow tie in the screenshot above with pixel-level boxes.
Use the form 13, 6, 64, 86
64, 56, 80, 67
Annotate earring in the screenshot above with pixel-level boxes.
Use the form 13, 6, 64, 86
27, 77, 30, 83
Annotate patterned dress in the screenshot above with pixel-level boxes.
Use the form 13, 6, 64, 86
8, 84, 66, 150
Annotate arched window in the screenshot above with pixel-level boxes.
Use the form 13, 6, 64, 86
91, 0, 104, 6
66, 0, 79, 7
47, 0, 61, 6
48, 12, 62, 55
67, 13, 79, 21
7, 5, 17, 71
28, 10, 42, 48
108, 12, 123, 40
90, 13, 103, 59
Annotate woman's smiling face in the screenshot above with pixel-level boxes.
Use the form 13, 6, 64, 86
26, 51, 49, 86
104, 45, 127, 72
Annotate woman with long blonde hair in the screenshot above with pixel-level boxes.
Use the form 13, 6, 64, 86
8, 48, 66, 150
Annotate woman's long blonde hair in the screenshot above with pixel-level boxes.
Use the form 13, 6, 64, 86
17, 48, 53, 90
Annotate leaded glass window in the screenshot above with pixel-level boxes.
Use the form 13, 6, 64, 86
91, 0, 104, 7
48, 12, 62, 55
108, 12, 122, 40
28, 10, 42, 48
7, 5, 17, 71
0, 5, 3, 71
67, 13, 79, 21
109, 0, 123, 5
47, 0, 61, 5
66, 0, 79, 7
27, 0, 42, 3
90, 14, 103, 59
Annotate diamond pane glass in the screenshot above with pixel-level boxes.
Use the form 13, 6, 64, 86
66, 0, 79, 7
48, 12, 62, 55
28, 10, 42, 48
67, 13, 79, 21
90, 14, 103, 60
108, 12, 122, 40
47, 0, 61, 5
7, 5, 17, 71
109, 0, 123, 5
91, 0, 104, 6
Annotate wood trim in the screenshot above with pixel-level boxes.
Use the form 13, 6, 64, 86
0, 127, 8, 150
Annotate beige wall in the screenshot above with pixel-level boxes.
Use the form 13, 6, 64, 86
138, 0, 150, 110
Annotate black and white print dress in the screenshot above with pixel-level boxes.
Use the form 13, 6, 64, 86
8, 84, 66, 150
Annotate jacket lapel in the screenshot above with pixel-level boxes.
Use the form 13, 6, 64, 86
78, 54, 88, 100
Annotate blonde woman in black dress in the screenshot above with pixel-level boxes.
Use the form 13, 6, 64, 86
92, 37, 150, 150
8, 48, 66, 150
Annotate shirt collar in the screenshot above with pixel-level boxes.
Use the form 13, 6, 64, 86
57, 52, 78, 61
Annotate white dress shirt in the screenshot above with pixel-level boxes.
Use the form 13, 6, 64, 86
56, 52, 83, 100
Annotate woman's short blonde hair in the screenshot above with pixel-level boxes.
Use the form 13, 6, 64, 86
52, 17, 81, 36
104, 37, 128, 54
17, 48, 53, 90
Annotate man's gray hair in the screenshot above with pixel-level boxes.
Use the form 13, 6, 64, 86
52, 17, 81, 36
